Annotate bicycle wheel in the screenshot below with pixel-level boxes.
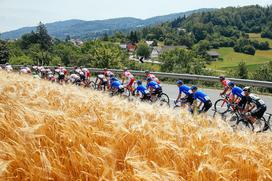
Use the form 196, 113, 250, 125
87, 81, 96, 90
253, 117, 268, 133
236, 117, 254, 132
214, 99, 230, 114
158, 93, 170, 107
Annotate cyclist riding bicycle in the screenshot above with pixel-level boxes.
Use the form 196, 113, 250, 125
4, 63, 13, 72
243, 87, 267, 124
191, 86, 212, 113
110, 78, 124, 95
145, 70, 160, 84
95, 73, 108, 90
219, 76, 231, 96
104, 68, 114, 89
122, 68, 135, 92
146, 77, 162, 99
175, 80, 194, 106
135, 80, 151, 100
228, 82, 246, 110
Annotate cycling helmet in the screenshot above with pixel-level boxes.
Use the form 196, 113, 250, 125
104, 68, 108, 71
109, 74, 114, 78
243, 86, 251, 92
228, 82, 235, 87
146, 77, 152, 82
137, 80, 142, 85
123, 67, 128, 71
111, 77, 118, 82
191, 85, 198, 91
219, 76, 225, 81
145, 70, 150, 74
176, 80, 183, 85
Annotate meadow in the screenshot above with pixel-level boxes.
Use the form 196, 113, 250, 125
207, 47, 272, 72
0, 71, 272, 180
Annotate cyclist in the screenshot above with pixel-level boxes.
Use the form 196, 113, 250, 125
146, 77, 162, 99
122, 68, 135, 92
175, 80, 194, 106
145, 70, 160, 84
82, 68, 91, 80
191, 86, 212, 113
110, 78, 124, 95
4, 63, 13, 72
104, 68, 114, 89
228, 82, 246, 110
219, 76, 231, 96
95, 73, 108, 90
135, 80, 151, 100
243, 87, 267, 124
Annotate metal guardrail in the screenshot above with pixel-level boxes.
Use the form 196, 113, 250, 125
3, 64, 272, 89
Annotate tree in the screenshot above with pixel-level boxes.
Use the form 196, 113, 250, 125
159, 48, 206, 74
0, 40, 9, 64
237, 61, 249, 79
36, 22, 52, 51
9, 55, 33, 65
136, 41, 150, 59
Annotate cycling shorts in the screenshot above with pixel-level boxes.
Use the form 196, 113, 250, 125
251, 105, 266, 119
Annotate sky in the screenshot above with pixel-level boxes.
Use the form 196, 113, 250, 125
0, 0, 271, 32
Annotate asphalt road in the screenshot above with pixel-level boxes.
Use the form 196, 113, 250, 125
161, 83, 272, 114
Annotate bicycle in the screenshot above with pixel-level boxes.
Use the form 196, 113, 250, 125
214, 94, 236, 114
150, 91, 170, 107
226, 107, 268, 133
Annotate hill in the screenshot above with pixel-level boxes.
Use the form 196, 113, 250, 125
1, 71, 272, 180
0, 8, 213, 40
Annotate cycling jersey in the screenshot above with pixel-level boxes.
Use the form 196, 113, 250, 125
111, 81, 124, 90
123, 71, 135, 86
193, 91, 210, 103
232, 86, 244, 98
146, 74, 160, 84
179, 85, 191, 96
147, 81, 161, 90
97, 74, 107, 81
5, 65, 13, 71
246, 94, 265, 108
221, 79, 230, 88
136, 85, 149, 95
104, 70, 114, 77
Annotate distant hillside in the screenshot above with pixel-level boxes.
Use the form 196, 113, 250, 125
1, 8, 213, 40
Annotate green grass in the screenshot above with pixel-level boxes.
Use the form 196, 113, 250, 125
207, 47, 272, 72
248, 33, 272, 46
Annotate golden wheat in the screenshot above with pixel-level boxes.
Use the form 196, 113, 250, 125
0, 71, 272, 181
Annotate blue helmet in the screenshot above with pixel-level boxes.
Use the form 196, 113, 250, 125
191, 85, 198, 91
111, 77, 118, 82
228, 82, 235, 87
176, 80, 183, 85
137, 80, 142, 85
146, 77, 152, 82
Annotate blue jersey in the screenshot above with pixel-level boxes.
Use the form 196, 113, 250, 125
179, 85, 191, 95
232, 86, 244, 98
147, 81, 161, 90
111, 81, 123, 89
193, 91, 210, 103
136, 85, 149, 95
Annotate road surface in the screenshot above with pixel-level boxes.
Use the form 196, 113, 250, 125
161, 83, 272, 114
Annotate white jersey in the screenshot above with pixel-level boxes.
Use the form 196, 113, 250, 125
20, 68, 28, 74
5, 65, 13, 72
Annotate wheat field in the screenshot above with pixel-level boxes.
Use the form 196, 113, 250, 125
0, 71, 272, 181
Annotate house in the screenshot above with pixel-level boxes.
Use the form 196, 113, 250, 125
127, 43, 137, 52
151, 47, 162, 58
119, 44, 127, 49
150, 45, 188, 59
146, 41, 154, 47
69, 39, 84, 46
207, 50, 220, 60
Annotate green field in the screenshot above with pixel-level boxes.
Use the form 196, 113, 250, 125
208, 47, 272, 72
248, 33, 272, 46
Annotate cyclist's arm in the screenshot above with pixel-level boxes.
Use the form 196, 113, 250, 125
176, 93, 182, 102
